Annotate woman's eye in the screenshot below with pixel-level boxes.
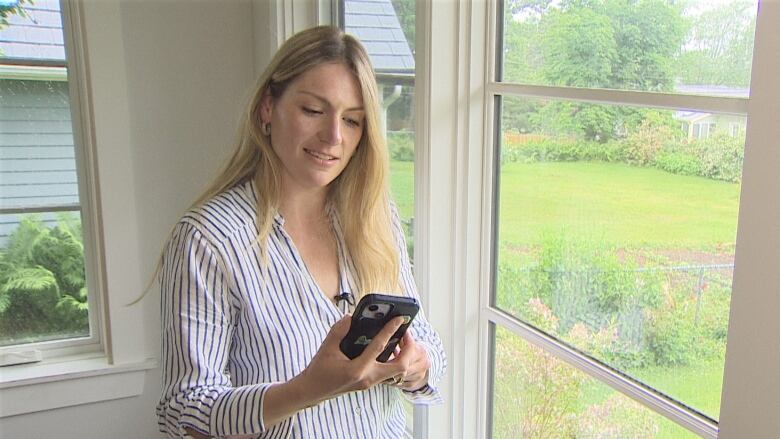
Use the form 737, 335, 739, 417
302, 107, 322, 115
344, 117, 361, 128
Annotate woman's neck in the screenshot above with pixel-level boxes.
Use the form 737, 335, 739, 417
278, 187, 330, 228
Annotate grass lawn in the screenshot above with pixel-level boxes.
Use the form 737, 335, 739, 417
391, 160, 741, 250
498, 162, 741, 250
389, 160, 414, 220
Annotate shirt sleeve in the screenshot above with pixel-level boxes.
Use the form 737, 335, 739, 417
156, 221, 293, 438
389, 206, 447, 405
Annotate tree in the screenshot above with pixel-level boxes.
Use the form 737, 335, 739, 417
0, 0, 31, 57
677, 0, 757, 87
502, 0, 686, 141
390, 0, 415, 53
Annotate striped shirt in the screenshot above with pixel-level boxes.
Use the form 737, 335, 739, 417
157, 180, 446, 438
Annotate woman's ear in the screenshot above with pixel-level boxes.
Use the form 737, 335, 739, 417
259, 89, 274, 125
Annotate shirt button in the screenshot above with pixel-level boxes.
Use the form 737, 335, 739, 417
354, 406, 362, 415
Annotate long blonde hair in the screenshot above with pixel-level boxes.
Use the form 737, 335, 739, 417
194, 26, 400, 297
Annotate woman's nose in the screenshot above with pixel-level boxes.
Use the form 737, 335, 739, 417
319, 116, 342, 145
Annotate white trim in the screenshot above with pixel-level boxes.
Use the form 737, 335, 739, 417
488, 82, 749, 116
61, 0, 110, 360
0, 0, 107, 361
0, 355, 156, 417
0, 64, 68, 81
412, 0, 432, 437
719, 2, 780, 437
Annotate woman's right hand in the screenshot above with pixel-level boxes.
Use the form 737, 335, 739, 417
261, 315, 409, 429
293, 314, 409, 404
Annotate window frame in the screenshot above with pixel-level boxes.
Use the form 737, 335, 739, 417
469, 1, 776, 438
0, 0, 107, 361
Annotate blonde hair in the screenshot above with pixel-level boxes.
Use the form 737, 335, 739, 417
194, 26, 400, 297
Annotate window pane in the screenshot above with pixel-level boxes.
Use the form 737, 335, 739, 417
495, 96, 743, 420
0, 212, 90, 346
500, 0, 758, 96
1, 1, 93, 348
491, 325, 698, 439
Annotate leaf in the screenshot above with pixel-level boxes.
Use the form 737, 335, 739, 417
1, 266, 59, 296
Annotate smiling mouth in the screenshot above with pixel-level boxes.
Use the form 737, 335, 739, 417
304, 148, 338, 161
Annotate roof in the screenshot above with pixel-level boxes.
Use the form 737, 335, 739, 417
673, 84, 750, 121
1, 0, 415, 74
0, 0, 65, 62
344, 0, 414, 75
675, 84, 750, 98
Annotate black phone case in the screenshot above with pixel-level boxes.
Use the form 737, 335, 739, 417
339, 293, 420, 362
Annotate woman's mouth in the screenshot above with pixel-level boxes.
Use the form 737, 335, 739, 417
304, 148, 338, 162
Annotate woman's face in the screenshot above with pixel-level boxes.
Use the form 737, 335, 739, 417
261, 62, 365, 196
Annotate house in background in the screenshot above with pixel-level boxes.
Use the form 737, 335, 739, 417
0, 0, 75, 243
675, 84, 749, 140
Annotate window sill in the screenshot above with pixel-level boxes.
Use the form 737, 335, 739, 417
0, 354, 157, 417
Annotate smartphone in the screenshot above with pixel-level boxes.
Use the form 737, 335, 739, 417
339, 293, 419, 362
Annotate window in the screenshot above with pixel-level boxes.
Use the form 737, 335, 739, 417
339, 0, 418, 436
0, 0, 101, 361
488, 0, 756, 437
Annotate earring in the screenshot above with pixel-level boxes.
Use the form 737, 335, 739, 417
261, 122, 271, 136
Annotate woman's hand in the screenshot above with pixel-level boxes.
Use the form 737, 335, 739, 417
290, 315, 412, 404
386, 330, 431, 391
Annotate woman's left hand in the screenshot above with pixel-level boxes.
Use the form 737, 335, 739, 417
387, 330, 430, 391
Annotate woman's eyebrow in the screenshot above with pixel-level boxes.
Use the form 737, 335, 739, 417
297, 90, 364, 112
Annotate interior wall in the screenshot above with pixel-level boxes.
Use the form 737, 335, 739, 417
0, 1, 256, 437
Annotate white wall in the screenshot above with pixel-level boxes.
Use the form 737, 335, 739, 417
1, 1, 256, 437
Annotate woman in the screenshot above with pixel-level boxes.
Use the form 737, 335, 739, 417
156, 26, 445, 438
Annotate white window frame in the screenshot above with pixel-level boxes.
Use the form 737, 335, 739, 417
0, 0, 107, 362
418, 1, 780, 438
0, 0, 156, 418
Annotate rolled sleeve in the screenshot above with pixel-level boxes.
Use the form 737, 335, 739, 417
390, 205, 447, 405
157, 222, 292, 438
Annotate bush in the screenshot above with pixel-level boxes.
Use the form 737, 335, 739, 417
691, 131, 744, 183
501, 136, 628, 165
623, 119, 678, 165
387, 131, 414, 162
0, 214, 89, 345
653, 150, 703, 176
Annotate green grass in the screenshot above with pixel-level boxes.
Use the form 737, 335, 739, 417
498, 161, 740, 250
390, 160, 414, 220
390, 160, 741, 250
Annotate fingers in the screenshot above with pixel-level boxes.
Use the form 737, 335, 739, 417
358, 316, 404, 363
321, 315, 352, 349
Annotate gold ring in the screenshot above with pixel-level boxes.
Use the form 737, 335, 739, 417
392, 374, 404, 386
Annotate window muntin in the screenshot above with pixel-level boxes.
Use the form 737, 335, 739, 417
0, 1, 95, 351
500, 0, 757, 97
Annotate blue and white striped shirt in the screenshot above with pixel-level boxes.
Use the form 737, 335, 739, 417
157, 180, 446, 438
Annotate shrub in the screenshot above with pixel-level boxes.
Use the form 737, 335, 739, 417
387, 131, 414, 162
0, 214, 89, 344
653, 150, 703, 176
623, 118, 678, 165
691, 131, 744, 183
